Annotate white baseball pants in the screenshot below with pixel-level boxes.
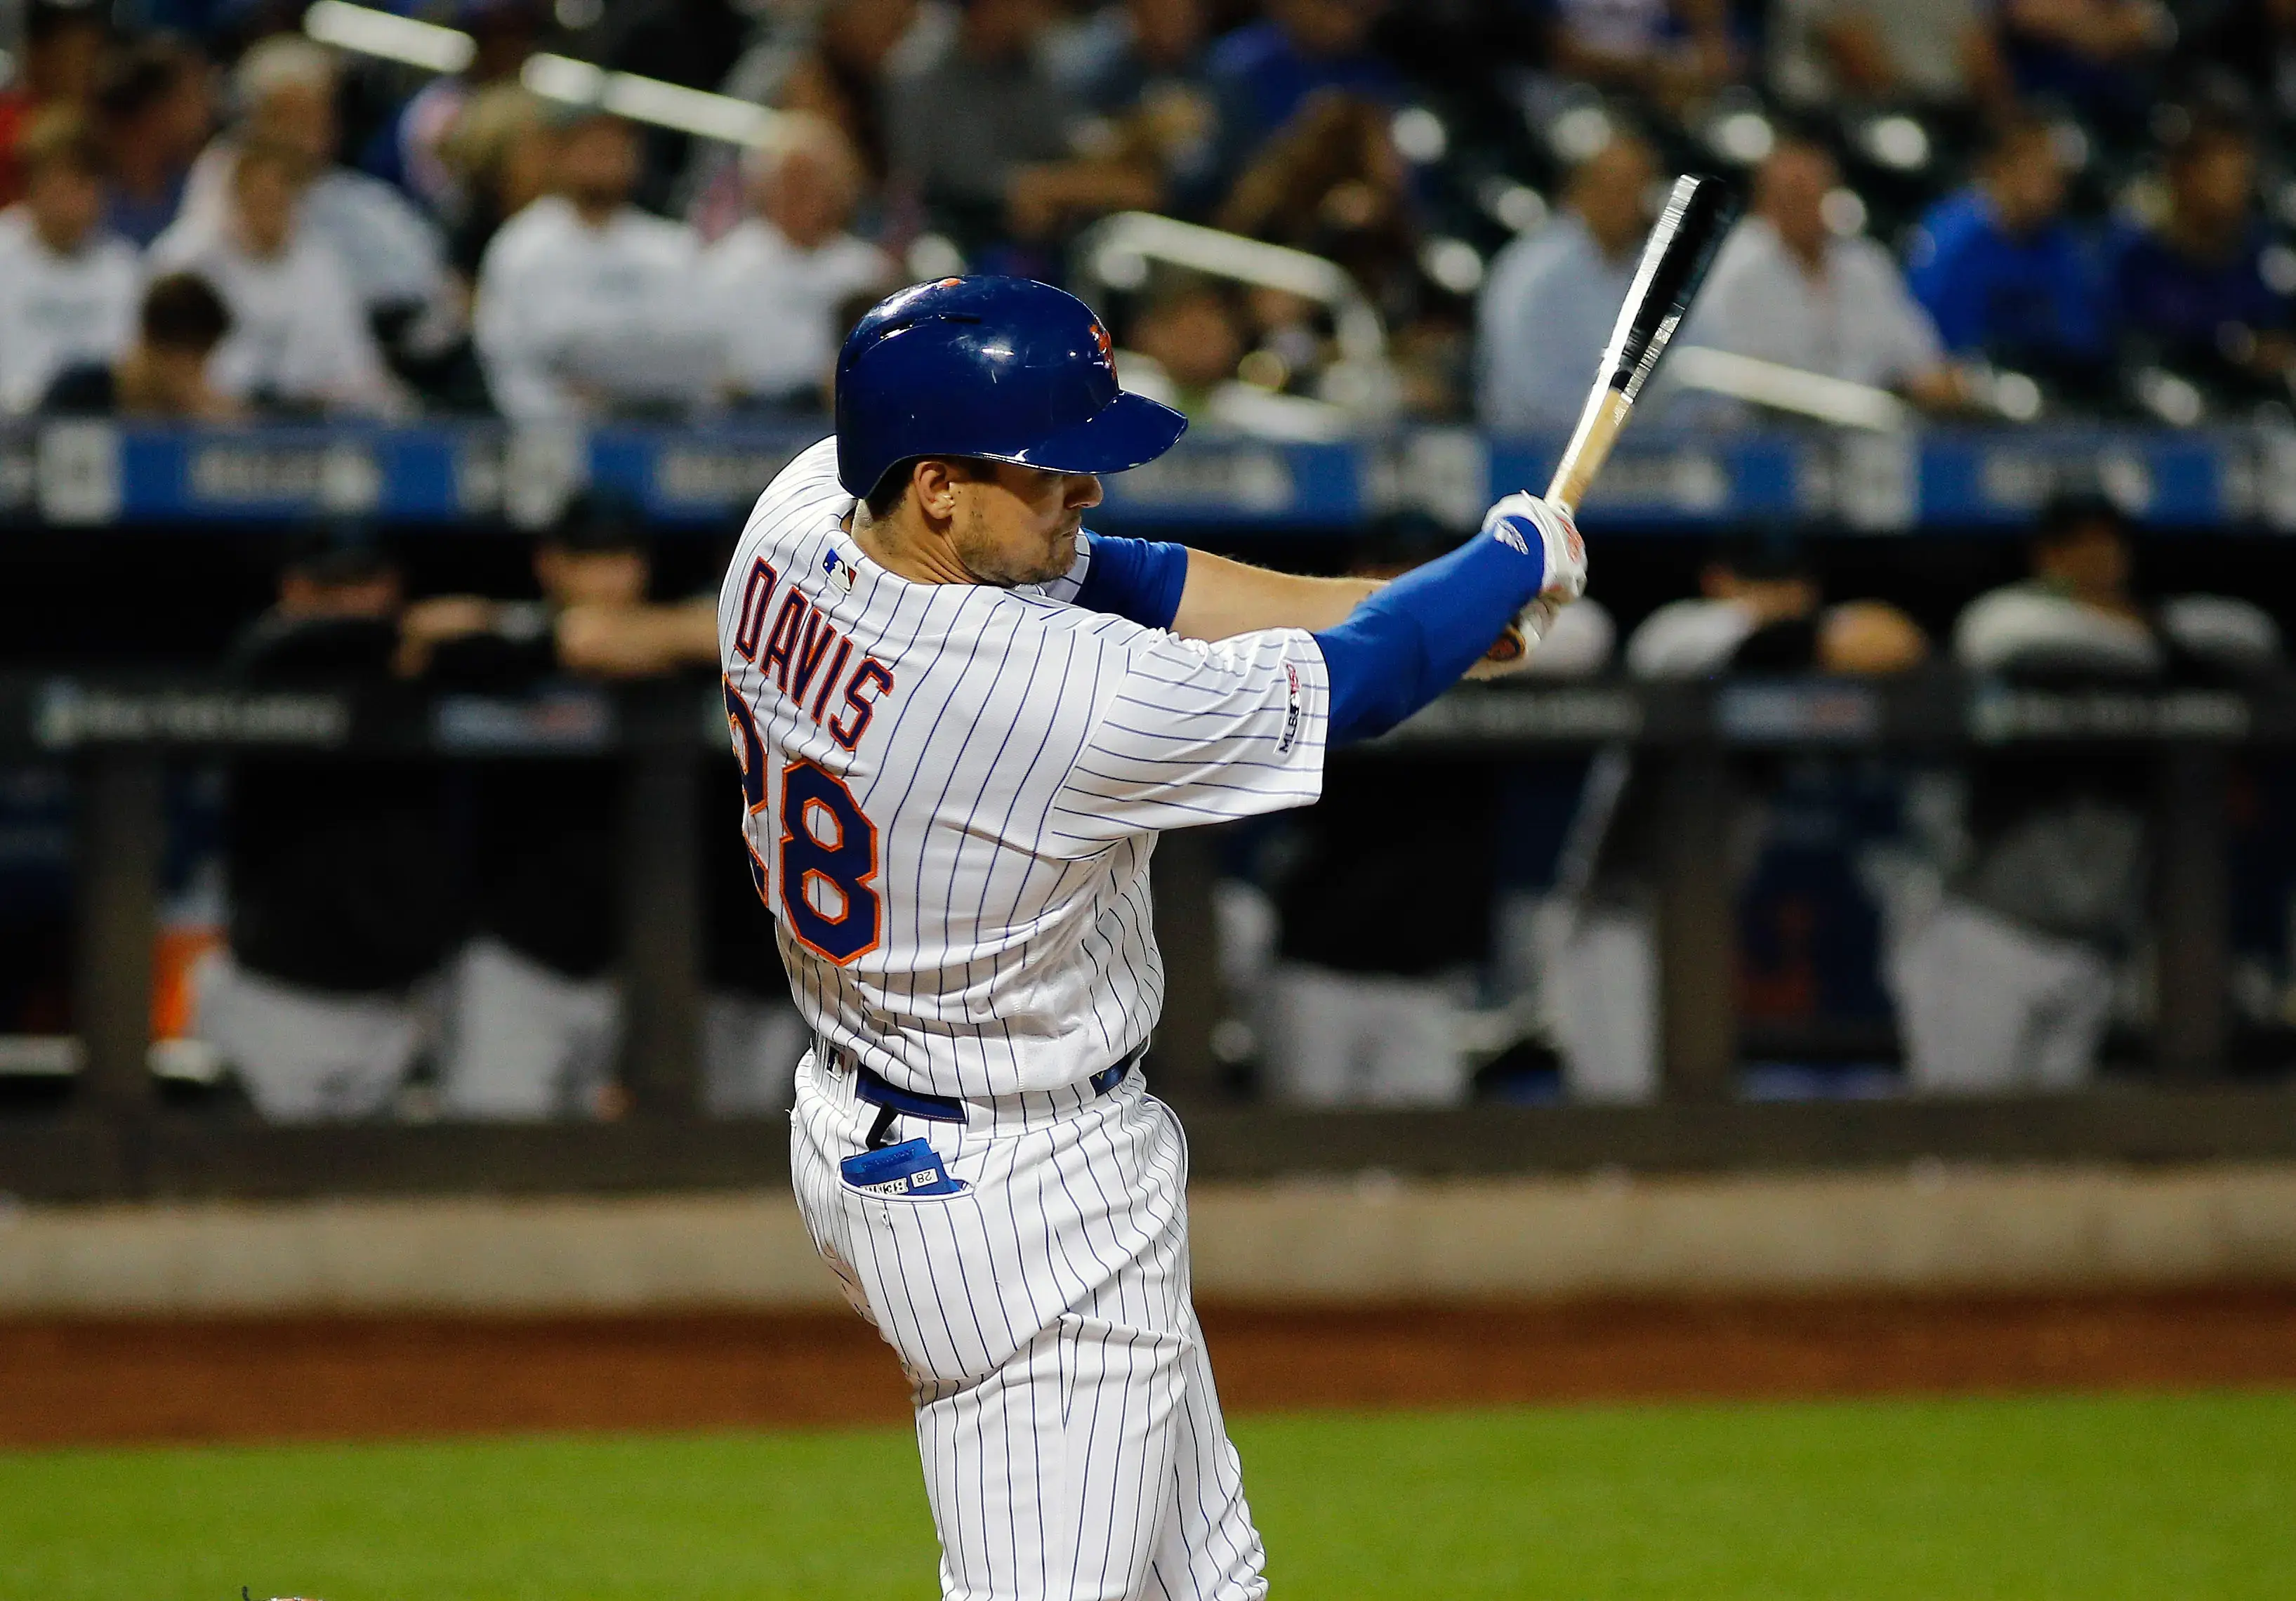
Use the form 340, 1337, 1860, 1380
791, 1050, 1268, 1601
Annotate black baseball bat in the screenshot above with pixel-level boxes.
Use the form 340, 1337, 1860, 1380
1545, 173, 1739, 514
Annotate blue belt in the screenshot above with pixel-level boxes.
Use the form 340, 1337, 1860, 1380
847, 1046, 1143, 1149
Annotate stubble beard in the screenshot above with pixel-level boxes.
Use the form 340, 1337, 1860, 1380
958, 515, 1078, 588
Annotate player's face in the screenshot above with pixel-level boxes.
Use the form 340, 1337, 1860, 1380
950, 463, 1104, 587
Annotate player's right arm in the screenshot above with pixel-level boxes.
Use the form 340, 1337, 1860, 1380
1309, 494, 1583, 743
1050, 494, 1583, 847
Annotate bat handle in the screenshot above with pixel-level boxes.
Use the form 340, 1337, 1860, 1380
1543, 388, 1632, 517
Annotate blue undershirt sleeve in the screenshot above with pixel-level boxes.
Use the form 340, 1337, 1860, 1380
1070, 532, 1190, 630
1312, 532, 1548, 746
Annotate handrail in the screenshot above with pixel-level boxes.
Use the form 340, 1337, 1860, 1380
1073, 212, 1388, 365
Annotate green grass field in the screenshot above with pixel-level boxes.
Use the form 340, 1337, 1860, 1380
4, 1391, 2290, 1600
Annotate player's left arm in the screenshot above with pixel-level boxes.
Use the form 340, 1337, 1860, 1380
1169, 549, 1380, 640
1077, 535, 1557, 676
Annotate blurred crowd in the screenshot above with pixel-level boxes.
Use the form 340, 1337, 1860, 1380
11, 0, 2296, 1124
4, 0, 2296, 430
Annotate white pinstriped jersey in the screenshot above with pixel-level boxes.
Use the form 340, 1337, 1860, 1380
719, 437, 1330, 1098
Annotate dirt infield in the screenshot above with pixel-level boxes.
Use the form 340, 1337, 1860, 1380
6, 1291, 2295, 1447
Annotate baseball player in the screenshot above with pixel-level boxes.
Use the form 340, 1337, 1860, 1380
719, 275, 1584, 1600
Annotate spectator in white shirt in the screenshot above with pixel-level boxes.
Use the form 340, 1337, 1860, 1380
699, 112, 892, 410
1477, 131, 1656, 435
0, 112, 140, 415
178, 37, 449, 327
474, 109, 714, 421
149, 140, 400, 415
1681, 138, 1965, 414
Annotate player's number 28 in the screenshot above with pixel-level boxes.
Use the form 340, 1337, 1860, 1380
725, 683, 882, 963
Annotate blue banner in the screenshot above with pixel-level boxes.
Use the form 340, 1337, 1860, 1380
1, 421, 2287, 532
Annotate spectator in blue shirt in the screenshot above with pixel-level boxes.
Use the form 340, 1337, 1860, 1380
1906, 116, 2111, 396
1206, 0, 1398, 175
2109, 111, 2292, 398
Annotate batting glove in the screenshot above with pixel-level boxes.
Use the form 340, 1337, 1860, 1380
1482, 492, 1587, 603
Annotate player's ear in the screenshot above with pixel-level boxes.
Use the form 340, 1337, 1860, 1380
912, 459, 961, 522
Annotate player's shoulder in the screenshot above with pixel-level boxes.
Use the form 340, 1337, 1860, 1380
734, 437, 848, 558
751, 435, 843, 504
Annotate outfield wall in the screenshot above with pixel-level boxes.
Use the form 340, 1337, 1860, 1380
3, 1163, 2295, 1316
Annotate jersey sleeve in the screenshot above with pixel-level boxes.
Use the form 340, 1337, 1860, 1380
1037, 532, 1189, 628
1048, 624, 1327, 849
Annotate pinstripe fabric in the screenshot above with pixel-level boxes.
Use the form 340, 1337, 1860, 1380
794, 1051, 1267, 1600
730, 439, 1311, 1600
717, 438, 1329, 1099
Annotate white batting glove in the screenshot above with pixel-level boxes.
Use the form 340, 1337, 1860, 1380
1471, 494, 1584, 675
1482, 492, 1587, 603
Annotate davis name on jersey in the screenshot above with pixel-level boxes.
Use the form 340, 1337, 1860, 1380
718, 437, 1330, 1100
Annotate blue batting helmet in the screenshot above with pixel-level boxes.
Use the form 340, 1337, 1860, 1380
833, 276, 1188, 499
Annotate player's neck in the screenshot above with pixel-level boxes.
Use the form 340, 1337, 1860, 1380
847, 506, 975, 586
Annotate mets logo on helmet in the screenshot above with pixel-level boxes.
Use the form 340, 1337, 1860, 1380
1088, 320, 1115, 372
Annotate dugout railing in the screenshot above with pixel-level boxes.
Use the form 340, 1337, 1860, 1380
5, 668, 2295, 1204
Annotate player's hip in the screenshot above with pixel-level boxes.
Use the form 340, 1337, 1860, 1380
790, 1047, 1192, 1383
787, 978, 1163, 1097
810, 1034, 1147, 1138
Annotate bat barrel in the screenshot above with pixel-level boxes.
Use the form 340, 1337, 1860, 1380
1545, 173, 1739, 513
1605, 174, 1739, 404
